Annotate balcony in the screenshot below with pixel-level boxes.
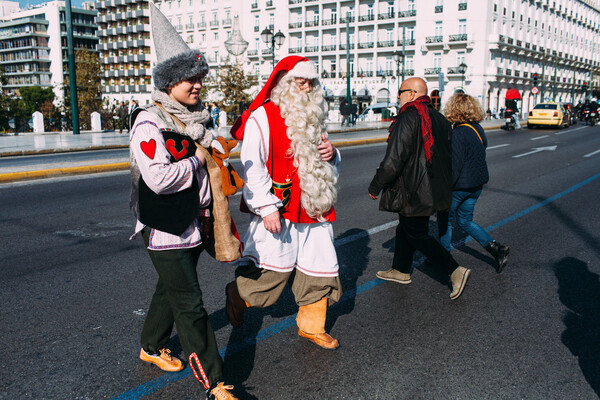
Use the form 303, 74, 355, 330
358, 14, 375, 22
266, 0, 273, 6
424, 67, 442, 75
262, 49, 273, 55
358, 41, 374, 49
360, 71, 373, 77
339, 43, 355, 50
378, 12, 395, 20
254, 26, 260, 32
322, 18, 337, 26
222, 19, 232, 26
247, 49, 258, 56
185, 23, 194, 30
322, 44, 337, 51
289, 0, 302, 3
448, 34, 467, 42
458, 2, 467, 11
425, 35, 443, 43
289, 22, 302, 29
197, 22, 206, 29
435, 5, 443, 13
377, 40, 395, 48
447, 66, 466, 74
305, 46, 319, 52
398, 38, 416, 46
338, 71, 354, 78
339, 16, 356, 23
209, 20, 219, 27
289, 47, 302, 54
379, 69, 394, 77
398, 10, 416, 18
305, 19, 319, 27
251, 2, 258, 9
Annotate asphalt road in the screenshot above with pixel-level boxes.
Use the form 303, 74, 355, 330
1, 123, 600, 399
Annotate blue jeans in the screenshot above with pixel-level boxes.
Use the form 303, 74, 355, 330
438, 189, 493, 251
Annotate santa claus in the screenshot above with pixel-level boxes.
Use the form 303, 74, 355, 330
226, 56, 342, 349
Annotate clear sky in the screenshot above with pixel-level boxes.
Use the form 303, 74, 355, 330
18, 0, 87, 7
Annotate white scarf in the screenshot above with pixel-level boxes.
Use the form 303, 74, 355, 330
151, 89, 213, 148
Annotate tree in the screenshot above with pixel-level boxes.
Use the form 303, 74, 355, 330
0, 67, 10, 132
62, 48, 103, 130
213, 63, 257, 124
14, 87, 55, 132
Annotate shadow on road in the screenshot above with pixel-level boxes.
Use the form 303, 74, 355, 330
555, 257, 600, 398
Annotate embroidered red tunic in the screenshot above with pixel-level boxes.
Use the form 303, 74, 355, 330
263, 101, 336, 224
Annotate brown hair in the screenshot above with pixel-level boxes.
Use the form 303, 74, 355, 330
443, 92, 485, 124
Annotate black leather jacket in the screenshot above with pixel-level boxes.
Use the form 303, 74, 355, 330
368, 104, 453, 216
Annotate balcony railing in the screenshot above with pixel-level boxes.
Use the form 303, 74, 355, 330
209, 20, 219, 27
379, 69, 394, 77
339, 43, 355, 50
289, 0, 302, 3
449, 33, 467, 42
322, 18, 337, 25
304, 46, 319, 52
358, 41, 374, 49
377, 40, 395, 48
305, 19, 319, 27
197, 22, 206, 29
322, 44, 337, 51
378, 12, 395, 20
251, 2, 258, 9
254, 26, 260, 32
359, 71, 373, 77
266, 0, 273, 6
185, 23, 194, 30
289, 22, 302, 28
247, 50, 258, 56
358, 14, 375, 22
289, 47, 302, 54
398, 38, 416, 46
497, 67, 504, 75
458, 2, 467, 11
339, 16, 356, 23
447, 66, 466, 74
424, 67, 442, 75
404, 69, 415, 76
435, 5, 443, 13
338, 71, 354, 78
398, 10, 416, 18
425, 35, 443, 43
262, 49, 273, 55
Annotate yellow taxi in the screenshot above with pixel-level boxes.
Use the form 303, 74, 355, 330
527, 102, 568, 129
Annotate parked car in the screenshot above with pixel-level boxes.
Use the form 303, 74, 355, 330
359, 102, 396, 120
527, 102, 569, 129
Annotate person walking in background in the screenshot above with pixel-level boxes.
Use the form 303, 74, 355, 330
438, 93, 510, 272
340, 99, 350, 126
227, 56, 342, 349
368, 78, 471, 300
350, 101, 358, 126
118, 101, 129, 133
211, 102, 220, 127
128, 3, 237, 399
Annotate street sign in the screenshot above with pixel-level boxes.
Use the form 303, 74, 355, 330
531, 86, 539, 95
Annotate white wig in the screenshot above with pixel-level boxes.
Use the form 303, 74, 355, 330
270, 73, 338, 221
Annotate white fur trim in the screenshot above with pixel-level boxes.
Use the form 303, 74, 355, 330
287, 61, 319, 80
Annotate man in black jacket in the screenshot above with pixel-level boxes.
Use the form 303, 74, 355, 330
368, 77, 471, 300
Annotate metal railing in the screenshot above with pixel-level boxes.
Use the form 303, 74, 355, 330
424, 67, 442, 75
449, 34, 467, 42
425, 35, 443, 43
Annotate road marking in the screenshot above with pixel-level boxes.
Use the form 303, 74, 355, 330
487, 144, 510, 150
530, 135, 549, 140
112, 171, 600, 400
584, 149, 600, 158
556, 126, 586, 135
512, 145, 557, 158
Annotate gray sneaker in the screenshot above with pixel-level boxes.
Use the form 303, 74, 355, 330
376, 269, 412, 284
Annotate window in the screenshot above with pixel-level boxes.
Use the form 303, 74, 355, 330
386, 29, 393, 41
214, 32, 218, 41
269, 13, 274, 27
406, 55, 414, 70
434, 52, 442, 69
367, 30, 373, 43
254, 38, 259, 50
367, 4, 374, 18
457, 51, 465, 65
435, 21, 442, 37
408, 0, 415, 11
254, 15, 259, 28
458, 19, 466, 34
331, 8, 337, 21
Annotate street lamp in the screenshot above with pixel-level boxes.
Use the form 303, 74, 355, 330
261, 27, 285, 69
393, 50, 405, 96
458, 62, 468, 91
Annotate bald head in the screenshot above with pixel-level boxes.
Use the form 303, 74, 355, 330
398, 77, 428, 107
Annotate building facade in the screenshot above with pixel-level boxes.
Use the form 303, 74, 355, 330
0, 0, 98, 100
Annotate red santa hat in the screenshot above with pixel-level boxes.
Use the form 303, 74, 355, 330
230, 56, 316, 140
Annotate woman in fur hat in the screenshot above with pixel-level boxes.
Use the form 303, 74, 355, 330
128, 3, 236, 399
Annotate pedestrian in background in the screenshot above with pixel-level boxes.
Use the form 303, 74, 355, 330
211, 102, 220, 127
350, 101, 358, 126
368, 78, 471, 300
118, 101, 128, 133
340, 99, 350, 126
438, 92, 510, 272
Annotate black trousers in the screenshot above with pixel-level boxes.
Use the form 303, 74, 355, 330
392, 215, 459, 275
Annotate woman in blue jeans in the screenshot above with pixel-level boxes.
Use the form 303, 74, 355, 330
438, 93, 510, 272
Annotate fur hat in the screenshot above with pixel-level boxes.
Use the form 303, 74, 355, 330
149, 2, 209, 90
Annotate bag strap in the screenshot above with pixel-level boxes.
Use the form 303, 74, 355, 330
458, 123, 483, 144
154, 102, 187, 131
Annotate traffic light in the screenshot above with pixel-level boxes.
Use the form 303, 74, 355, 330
583, 81, 588, 91
533, 73, 538, 86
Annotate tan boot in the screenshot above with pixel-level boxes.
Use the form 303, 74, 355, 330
296, 298, 339, 350
139, 348, 183, 372
210, 382, 238, 400
450, 266, 471, 300
226, 281, 249, 328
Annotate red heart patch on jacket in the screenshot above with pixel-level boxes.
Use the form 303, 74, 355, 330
140, 139, 156, 159
166, 139, 189, 160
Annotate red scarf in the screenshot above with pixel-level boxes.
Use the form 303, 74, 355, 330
397, 95, 434, 165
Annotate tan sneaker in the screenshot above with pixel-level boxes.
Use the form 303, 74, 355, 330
376, 268, 412, 284
209, 382, 238, 400
298, 329, 340, 350
450, 266, 471, 300
139, 348, 183, 372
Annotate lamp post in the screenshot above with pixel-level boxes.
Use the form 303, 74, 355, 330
261, 27, 285, 69
393, 50, 405, 96
458, 62, 468, 92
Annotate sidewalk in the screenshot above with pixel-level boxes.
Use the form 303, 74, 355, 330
0, 118, 507, 183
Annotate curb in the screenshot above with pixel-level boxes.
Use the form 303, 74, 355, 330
0, 162, 130, 183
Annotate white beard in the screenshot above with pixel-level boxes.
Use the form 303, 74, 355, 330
271, 76, 338, 221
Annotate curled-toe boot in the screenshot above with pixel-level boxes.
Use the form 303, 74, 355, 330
486, 241, 510, 273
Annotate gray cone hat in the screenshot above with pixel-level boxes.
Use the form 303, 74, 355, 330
150, 1, 208, 90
